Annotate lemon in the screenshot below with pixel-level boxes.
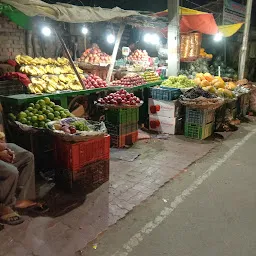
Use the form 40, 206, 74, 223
47, 113, 54, 121
19, 112, 27, 119
38, 99, 46, 106
38, 115, 45, 121
35, 104, 40, 110
43, 97, 51, 105
31, 116, 38, 122
27, 107, 33, 112
8, 113, 16, 121
54, 111, 60, 117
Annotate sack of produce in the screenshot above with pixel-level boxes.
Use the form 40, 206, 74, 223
47, 117, 107, 142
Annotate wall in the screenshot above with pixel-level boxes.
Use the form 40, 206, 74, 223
0, 15, 26, 61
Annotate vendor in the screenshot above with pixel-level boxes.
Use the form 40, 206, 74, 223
0, 134, 36, 225
0, 112, 36, 226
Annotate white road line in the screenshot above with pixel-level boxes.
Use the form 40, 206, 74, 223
112, 128, 256, 256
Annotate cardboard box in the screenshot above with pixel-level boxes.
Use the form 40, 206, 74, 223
149, 115, 184, 135
148, 98, 184, 118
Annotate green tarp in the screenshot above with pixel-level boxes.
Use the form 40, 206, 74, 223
0, 3, 31, 29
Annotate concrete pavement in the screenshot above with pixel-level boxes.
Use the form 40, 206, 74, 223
83, 122, 256, 256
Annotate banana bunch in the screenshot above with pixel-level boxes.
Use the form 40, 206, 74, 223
20, 66, 46, 76
59, 74, 75, 83
16, 55, 34, 65
57, 57, 69, 65
68, 80, 83, 91
16, 55, 70, 66
28, 78, 46, 94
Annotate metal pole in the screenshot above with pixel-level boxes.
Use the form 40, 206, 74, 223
238, 0, 253, 79
55, 29, 86, 89
167, 0, 180, 76
106, 24, 125, 84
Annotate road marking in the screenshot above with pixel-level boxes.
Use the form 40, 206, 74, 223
112, 128, 256, 256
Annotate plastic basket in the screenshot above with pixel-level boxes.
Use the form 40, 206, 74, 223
105, 108, 139, 125
185, 108, 215, 125
106, 122, 138, 136
150, 87, 181, 101
185, 122, 214, 140
54, 135, 110, 172
55, 159, 109, 192
111, 131, 138, 148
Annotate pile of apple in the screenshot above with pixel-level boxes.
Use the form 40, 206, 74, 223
82, 74, 108, 89
97, 89, 141, 106
128, 49, 149, 62
78, 46, 111, 65
111, 74, 146, 88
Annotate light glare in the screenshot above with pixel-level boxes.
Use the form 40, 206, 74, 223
107, 34, 115, 44
41, 26, 51, 36
214, 32, 223, 42
81, 27, 88, 35
144, 33, 160, 45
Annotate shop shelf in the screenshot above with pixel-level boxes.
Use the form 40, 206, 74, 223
54, 135, 110, 172
106, 122, 138, 136
105, 108, 139, 125
185, 108, 215, 125
150, 87, 181, 101
110, 130, 138, 148
185, 122, 214, 140
55, 159, 109, 192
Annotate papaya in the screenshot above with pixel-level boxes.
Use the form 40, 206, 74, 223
201, 80, 210, 87
214, 81, 225, 89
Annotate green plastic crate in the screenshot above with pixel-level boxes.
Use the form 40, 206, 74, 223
185, 108, 215, 125
185, 122, 214, 140
105, 108, 139, 125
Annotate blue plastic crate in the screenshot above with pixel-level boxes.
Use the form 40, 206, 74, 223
185, 108, 215, 125
150, 87, 181, 101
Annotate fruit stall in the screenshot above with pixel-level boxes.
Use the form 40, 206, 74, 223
0, 0, 253, 195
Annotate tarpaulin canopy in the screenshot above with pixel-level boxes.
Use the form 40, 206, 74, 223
0, 3, 31, 29
0, 0, 142, 23
218, 23, 244, 37
155, 7, 243, 36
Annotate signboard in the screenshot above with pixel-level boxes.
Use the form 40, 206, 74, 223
223, 0, 245, 25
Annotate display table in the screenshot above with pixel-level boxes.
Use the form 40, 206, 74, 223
0, 88, 108, 109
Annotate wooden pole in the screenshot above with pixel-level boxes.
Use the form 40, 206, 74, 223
106, 24, 125, 84
167, 0, 180, 76
238, 0, 253, 79
55, 29, 86, 89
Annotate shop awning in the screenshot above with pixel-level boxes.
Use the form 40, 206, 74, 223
218, 23, 244, 37
0, 0, 142, 23
0, 3, 31, 29
155, 7, 243, 36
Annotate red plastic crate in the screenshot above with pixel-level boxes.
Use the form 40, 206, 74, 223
55, 160, 109, 192
54, 135, 110, 172
111, 131, 138, 148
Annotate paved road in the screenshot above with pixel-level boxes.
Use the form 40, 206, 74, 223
82, 123, 256, 256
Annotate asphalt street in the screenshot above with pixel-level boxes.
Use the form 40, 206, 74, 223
82, 122, 256, 256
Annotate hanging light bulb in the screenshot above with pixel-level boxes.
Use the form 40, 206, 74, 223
214, 32, 223, 42
107, 34, 115, 44
81, 26, 88, 35
41, 26, 51, 36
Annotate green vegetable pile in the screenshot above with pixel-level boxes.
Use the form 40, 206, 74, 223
161, 75, 196, 88
71, 121, 90, 131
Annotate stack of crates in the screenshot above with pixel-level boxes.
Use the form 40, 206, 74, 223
105, 108, 139, 147
184, 108, 215, 139
148, 87, 184, 134
54, 135, 110, 191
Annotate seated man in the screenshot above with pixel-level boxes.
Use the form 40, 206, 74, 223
0, 132, 35, 225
